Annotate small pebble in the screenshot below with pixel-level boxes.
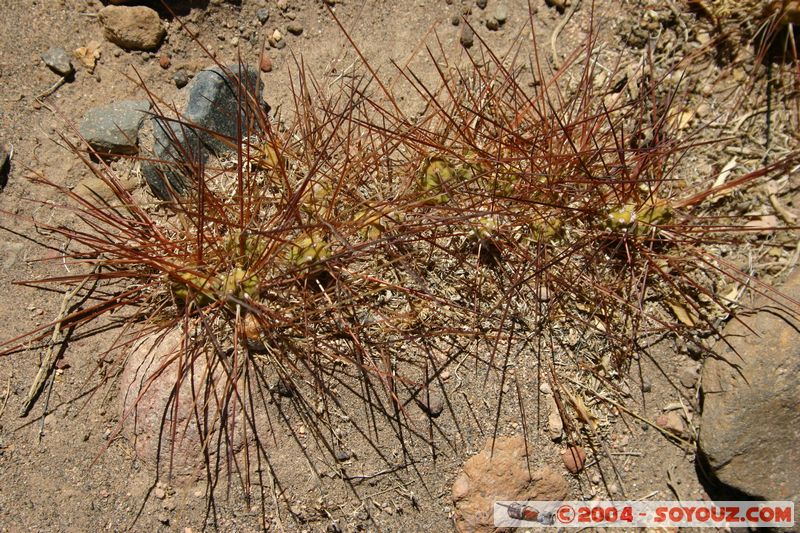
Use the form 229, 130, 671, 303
256, 8, 270, 24
695, 103, 712, 119
287, 22, 303, 36
159, 55, 171, 69
272, 29, 283, 42
537, 286, 551, 301
275, 379, 294, 398
545, 0, 568, 11
334, 449, 351, 462
154, 487, 166, 500
418, 392, 444, 418
451, 15, 461, 26
460, 25, 474, 48
274, 39, 286, 49
477, 0, 488, 8
678, 366, 699, 389
642, 381, 652, 393
173, 69, 189, 88
230, 36, 239, 47
494, 5, 508, 23
42, 47, 74, 77
486, 18, 499, 31
561, 445, 587, 474
259, 53, 273, 72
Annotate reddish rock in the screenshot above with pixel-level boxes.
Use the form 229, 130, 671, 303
656, 412, 687, 439
452, 435, 569, 532
119, 329, 259, 482
560, 445, 586, 474
259, 53, 273, 73
159, 54, 171, 69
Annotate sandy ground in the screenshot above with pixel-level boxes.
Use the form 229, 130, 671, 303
0, 0, 797, 531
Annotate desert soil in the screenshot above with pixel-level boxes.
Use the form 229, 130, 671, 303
0, 0, 796, 532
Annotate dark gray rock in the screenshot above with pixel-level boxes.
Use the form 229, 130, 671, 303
42, 47, 74, 78
334, 449, 351, 462
142, 64, 267, 200
256, 8, 270, 24
79, 100, 150, 155
173, 69, 190, 89
183, 64, 262, 154
698, 270, 800, 506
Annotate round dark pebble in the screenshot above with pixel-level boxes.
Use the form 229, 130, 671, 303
274, 379, 295, 398
173, 69, 189, 88
642, 381, 652, 393
460, 25, 474, 48
477, 0, 488, 8
334, 449, 352, 462
451, 15, 461, 26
